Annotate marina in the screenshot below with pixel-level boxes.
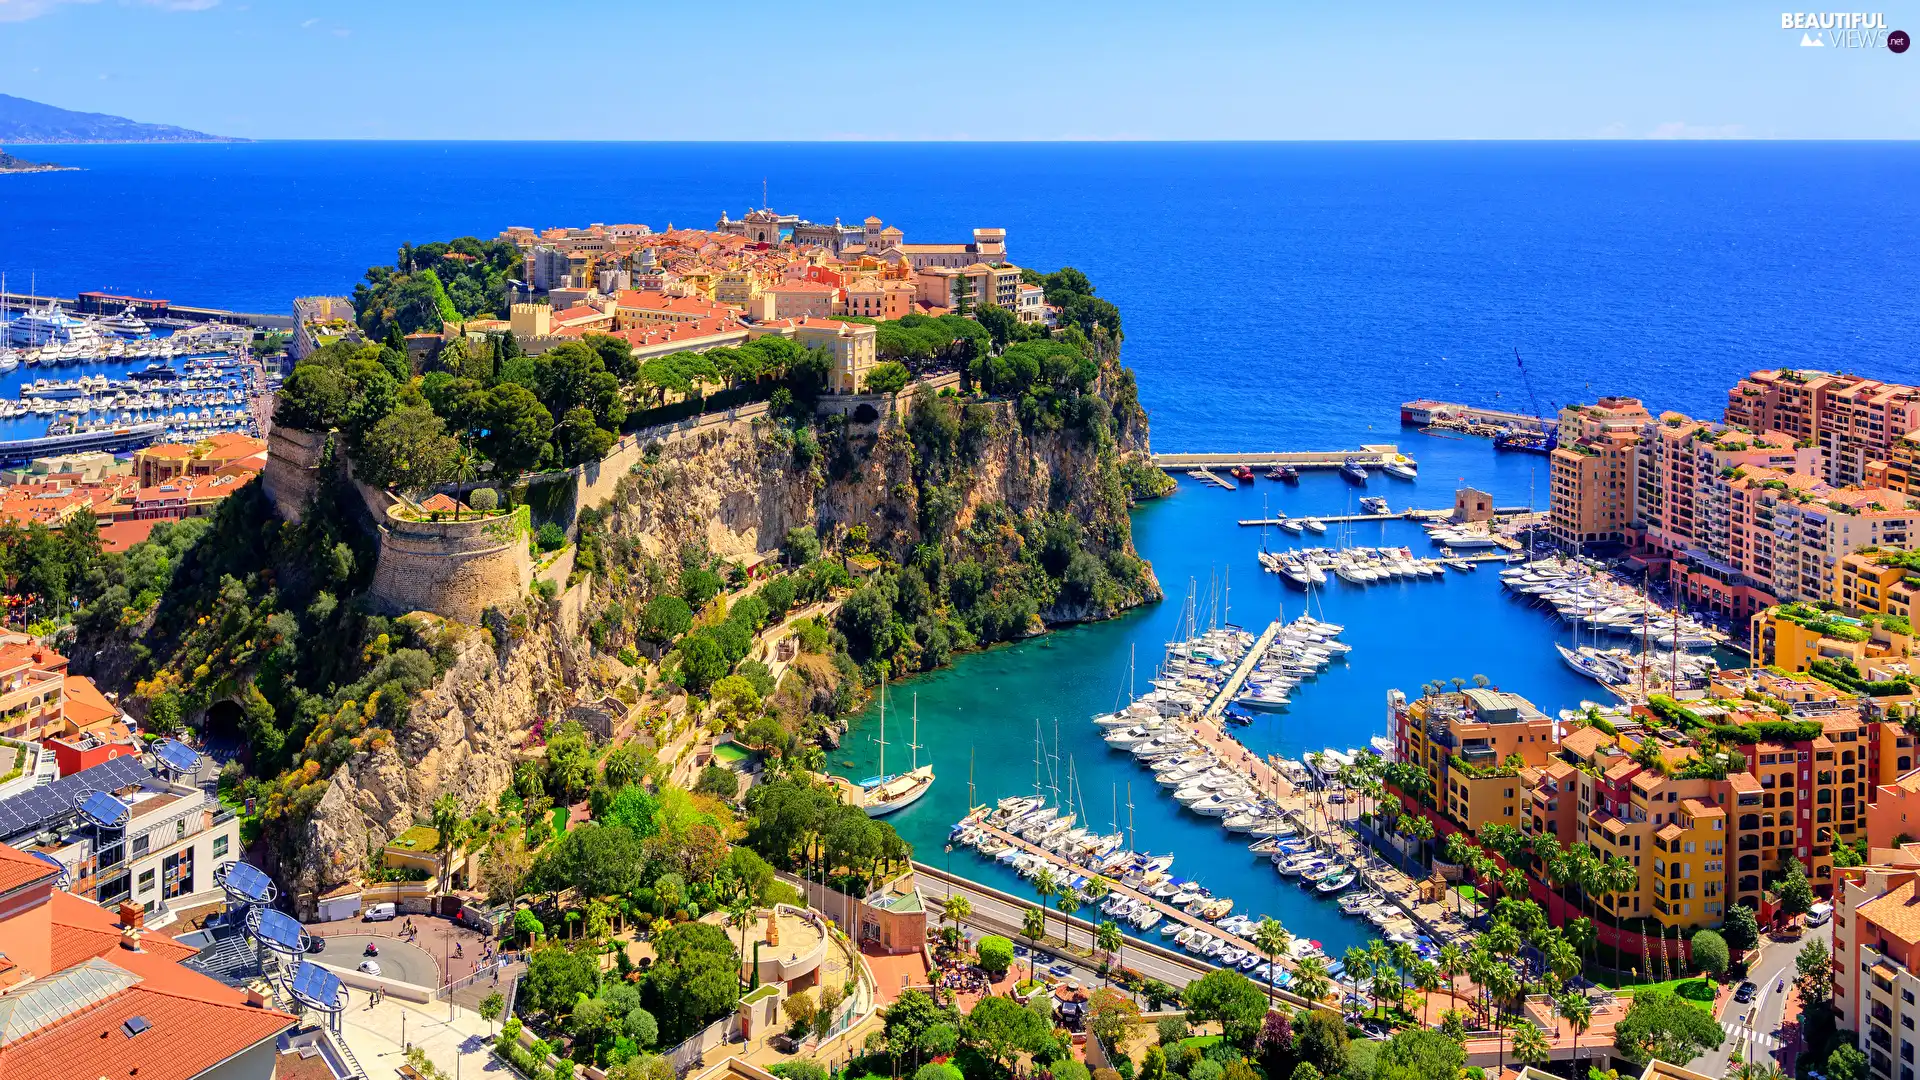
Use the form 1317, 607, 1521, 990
0, 295, 270, 449
833, 432, 1594, 963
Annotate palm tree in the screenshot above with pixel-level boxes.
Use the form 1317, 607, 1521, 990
1097, 920, 1124, 981
1057, 892, 1081, 954
1021, 907, 1046, 984
1086, 875, 1112, 913
1546, 936, 1582, 989
942, 893, 972, 942
1556, 989, 1593, 1074
1389, 941, 1419, 1009
1564, 916, 1597, 980
1413, 960, 1442, 1024
1343, 945, 1373, 1015
1405, 814, 1435, 871
1253, 918, 1290, 1007
1437, 942, 1468, 1002
1293, 954, 1333, 1008
1485, 963, 1522, 1075
1510, 1022, 1551, 1073
431, 794, 461, 859
725, 894, 755, 974
1033, 869, 1060, 943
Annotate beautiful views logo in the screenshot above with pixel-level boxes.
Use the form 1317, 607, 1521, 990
1780, 11, 1909, 49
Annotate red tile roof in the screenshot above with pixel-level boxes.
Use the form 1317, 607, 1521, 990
0, 978, 295, 1080
0, 845, 57, 897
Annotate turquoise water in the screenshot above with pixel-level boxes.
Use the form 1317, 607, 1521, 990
831, 431, 1604, 958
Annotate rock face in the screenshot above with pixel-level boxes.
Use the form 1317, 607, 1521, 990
285, 385, 1160, 904
289, 619, 581, 900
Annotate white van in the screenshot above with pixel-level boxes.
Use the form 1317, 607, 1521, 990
1807, 902, 1834, 927
362, 902, 397, 922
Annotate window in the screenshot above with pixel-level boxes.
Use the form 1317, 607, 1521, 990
212, 834, 229, 860
131, 834, 149, 858
137, 869, 155, 894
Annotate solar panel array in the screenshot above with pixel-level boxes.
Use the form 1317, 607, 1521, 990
289, 961, 344, 1011
218, 861, 274, 904
0, 755, 150, 841
152, 739, 199, 774
79, 791, 130, 829
252, 908, 305, 953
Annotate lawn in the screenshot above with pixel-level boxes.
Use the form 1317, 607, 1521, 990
1177, 1036, 1223, 1053
551, 806, 570, 835
1614, 976, 1718, 1013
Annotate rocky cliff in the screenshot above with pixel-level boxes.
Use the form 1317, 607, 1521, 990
279, 379, 1159, 902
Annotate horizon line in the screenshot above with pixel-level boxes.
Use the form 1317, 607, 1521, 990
9, 135, 1920, 146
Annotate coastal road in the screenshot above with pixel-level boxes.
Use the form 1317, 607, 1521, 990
911, 863, 1217, 992
1692, 922, 1830, 1078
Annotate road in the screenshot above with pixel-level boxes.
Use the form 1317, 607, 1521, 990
912, 864, 1219, 992
1693, 922, 1831, 1078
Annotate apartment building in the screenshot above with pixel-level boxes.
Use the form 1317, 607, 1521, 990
916, 263, 1023, 313
1870, 434, 1920, 500
1831, 850, 1920, 1080
1725, 369, 1920, 488
0, 754, 240, 918
1547, 397, 1649, 548
1840, 551, 1920, 622
1391, 676, 1892, 932
748, 317, 878, 394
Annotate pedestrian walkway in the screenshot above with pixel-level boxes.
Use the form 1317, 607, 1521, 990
336, 992, 500, 1079
1203, 620, 1280, 717
1722, 1017, 1782, 1052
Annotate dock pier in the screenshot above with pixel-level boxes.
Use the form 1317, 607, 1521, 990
1188, 469, 1236, 490
1206, 620, 1280, 718
1237, 506, 1535, 526
1153, 444, 1410, 473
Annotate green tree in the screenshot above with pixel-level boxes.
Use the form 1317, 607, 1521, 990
1689, 929, 1729, 976
865, 362, 910, 395
1612, 986, 1724, 1065
1293, 1010, 1348, 1077
976, 935, 1014, 978
1773, 860, 1816, 919
1374, 1028, 1467, 1080
963, 995, 1052, 1071
521, 945, 600, 1016
1722, 904, 1761, 952
1183, 969, 1267, 1047
1796, 937, 1833, 1007
677, 634, 727, 693
1827, 1043, 1869, 1080
479, 382, 553, 476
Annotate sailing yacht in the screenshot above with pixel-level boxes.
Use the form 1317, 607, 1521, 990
862, 687, 935, 817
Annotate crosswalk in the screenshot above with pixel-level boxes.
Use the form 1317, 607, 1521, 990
1721, 1018, 1782, 1052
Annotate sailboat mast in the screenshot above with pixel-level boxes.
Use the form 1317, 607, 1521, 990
1126, 782, 1136, 852
908, 693, 921, 772
875, 680, 886, 781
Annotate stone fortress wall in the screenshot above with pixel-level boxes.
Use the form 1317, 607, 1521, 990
365, 505, 534, 624
260, 426, 329, 524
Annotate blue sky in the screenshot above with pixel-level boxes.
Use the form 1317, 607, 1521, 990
0, 0, 1915, 139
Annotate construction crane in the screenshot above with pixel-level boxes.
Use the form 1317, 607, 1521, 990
1493, 347, 1559, 454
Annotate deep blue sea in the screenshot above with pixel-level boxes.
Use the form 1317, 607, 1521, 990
6, 140, 1920, 955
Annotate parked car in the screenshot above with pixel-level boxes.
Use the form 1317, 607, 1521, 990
363, 903, 397, 922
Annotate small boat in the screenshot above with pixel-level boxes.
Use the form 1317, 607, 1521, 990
1232, 465, 1256, 483
1381, 457, 1417, 481
1279, 519, 1305, 534
1316, 870, 1356, 894
1302, 518, 1326, 533
1264, 466, 1285, 481
1340, 458, 1368, 484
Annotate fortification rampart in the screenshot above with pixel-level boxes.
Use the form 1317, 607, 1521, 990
366, 505, 533, 623
261, 426, 329, 523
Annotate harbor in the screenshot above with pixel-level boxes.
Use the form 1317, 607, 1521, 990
0, 293, 271, 453
833, 427, 1599, 966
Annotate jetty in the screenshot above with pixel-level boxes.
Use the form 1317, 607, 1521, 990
1205, 620, 1280, 718
1153, 445, 1409, 472
1400, 400, 1555, 435
1187, 469, 1236, 490
964, 814, 1297, 975
1237, 506, 1533, 527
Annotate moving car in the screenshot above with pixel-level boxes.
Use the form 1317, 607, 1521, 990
358, 960, 382, 976
1734, 981, 1757, 1004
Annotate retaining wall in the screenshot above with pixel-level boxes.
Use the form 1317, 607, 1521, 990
262, 426, 329, 523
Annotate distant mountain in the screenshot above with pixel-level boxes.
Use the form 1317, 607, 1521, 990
0, 93, 243, 144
